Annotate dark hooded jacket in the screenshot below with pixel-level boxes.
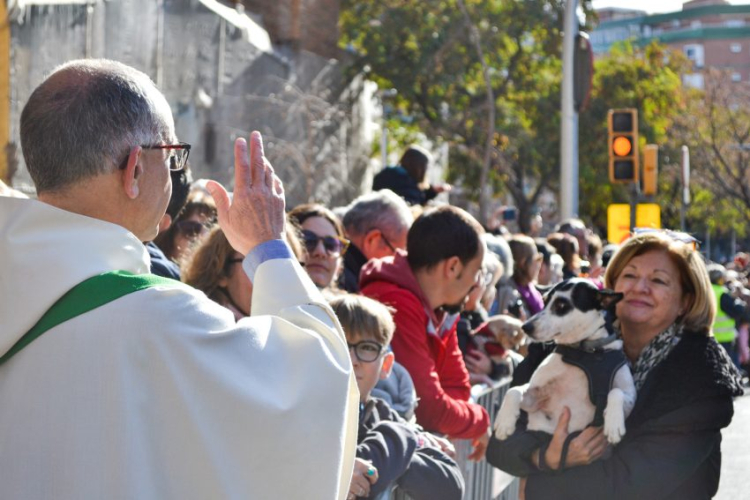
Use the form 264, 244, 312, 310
357, 398, 464, 500
486, 333, 744, 500
372, 166, 437, 206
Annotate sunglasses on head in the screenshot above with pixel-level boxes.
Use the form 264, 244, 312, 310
632, 227, 700, 250
301, 229, 349, 256
175, 220, 207, 239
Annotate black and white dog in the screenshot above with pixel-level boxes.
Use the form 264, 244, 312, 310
494, 279, 637, 445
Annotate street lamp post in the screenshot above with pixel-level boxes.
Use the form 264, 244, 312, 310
560, 0, 579, 220
379, 89, 397, 168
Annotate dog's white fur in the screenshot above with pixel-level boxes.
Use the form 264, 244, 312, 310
494, 280, 637, 444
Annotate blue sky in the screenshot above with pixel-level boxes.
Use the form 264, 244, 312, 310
591, 0, 750, 15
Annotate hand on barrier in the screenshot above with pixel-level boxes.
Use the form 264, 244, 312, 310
348, 458, 378, 499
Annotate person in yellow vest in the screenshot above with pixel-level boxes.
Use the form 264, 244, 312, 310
707, 263, 749, 368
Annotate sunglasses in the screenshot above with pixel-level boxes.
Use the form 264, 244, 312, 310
632, 227, 700, 250
301, 229, 349, 256
175, 220, 208, 239
347, 340, 385, 363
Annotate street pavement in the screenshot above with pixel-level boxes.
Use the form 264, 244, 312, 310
715, 387, 749, 500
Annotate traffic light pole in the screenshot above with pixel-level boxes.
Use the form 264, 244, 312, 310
629, 182, 640, 233
560, 0, 579, 220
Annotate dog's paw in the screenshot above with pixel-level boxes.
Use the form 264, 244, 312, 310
603, 411, 626, 445
493, 417, 517, 441
493, 405, 519, 441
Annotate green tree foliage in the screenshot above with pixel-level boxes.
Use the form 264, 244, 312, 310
340, 0, 593, 230
578, 41, 689, 235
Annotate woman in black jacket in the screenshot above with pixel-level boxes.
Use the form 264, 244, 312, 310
486, 230, 744, 500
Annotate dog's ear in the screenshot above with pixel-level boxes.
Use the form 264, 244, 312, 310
597, 289, 624, 309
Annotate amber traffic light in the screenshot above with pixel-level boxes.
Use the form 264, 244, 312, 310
608, 109, 639, 183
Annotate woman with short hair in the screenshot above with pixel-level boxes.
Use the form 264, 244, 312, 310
487, 230, 744, 500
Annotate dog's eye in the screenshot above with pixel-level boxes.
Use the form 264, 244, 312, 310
552, 299, 572, 316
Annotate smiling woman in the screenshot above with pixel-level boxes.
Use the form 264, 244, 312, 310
486, 231, 743, 500
288, 203, 349, 291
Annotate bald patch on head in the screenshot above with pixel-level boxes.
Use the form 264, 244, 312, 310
21, 59, 175, 193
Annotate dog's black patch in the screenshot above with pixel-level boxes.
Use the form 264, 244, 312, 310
566, 279, 624, 312
542, 279, 576, 305
570, 281, 601, 312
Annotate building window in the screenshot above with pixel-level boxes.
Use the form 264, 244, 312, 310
684, 44, 705, 68
732, 72, 742, 82
726, 19, 744, 28
731, 43, 742, 53
683, 73, 705, 89
691, 20, 702, 29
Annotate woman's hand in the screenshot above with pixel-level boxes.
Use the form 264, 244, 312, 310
465, 350, 493, 376
542, 407, 609, 470
348, 458, 378, 499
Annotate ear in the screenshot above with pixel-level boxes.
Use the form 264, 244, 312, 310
158, 213, 173, 234
444, 255, 462, 279
361, 229, 381, 256
379, 351, 395, 380
598, 288, 624, 309
122, 146, 144, 199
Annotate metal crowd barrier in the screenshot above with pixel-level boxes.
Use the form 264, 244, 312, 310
390, 377, 520, 500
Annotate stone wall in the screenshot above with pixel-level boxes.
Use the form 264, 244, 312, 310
7, 0, 373, 208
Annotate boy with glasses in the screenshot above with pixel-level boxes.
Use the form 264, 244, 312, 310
330, 294, 464, 500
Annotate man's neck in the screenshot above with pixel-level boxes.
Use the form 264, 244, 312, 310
413, 266, 445, 312
38, 176, 131, 235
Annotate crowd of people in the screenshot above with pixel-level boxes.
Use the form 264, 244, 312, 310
0, 58, 746, 500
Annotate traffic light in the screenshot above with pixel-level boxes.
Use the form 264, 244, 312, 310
642, 144, 658, 196
608, 109, 639, 183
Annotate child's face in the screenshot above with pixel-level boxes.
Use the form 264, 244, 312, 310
347, 332, 394, 403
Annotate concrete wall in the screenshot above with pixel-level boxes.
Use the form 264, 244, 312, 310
7, 0, 374, 208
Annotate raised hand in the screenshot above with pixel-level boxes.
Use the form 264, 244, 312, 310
206, 131, 285, 256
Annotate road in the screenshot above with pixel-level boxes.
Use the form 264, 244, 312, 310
715, 388, 749, 499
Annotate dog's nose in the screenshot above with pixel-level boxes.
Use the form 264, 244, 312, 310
522, 321, 534, 335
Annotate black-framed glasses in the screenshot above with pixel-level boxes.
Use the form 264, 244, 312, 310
301, 229, 350, 256
347, 340, 385, 363
369, 228, 396, 253
118, 142, 191, 171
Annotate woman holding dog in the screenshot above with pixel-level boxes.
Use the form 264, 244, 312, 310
486, 231, 743, 500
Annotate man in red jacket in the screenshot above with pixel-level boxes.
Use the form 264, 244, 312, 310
360, 205, 490, 461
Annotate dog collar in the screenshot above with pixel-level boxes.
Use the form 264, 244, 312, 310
575, 332, 620, 352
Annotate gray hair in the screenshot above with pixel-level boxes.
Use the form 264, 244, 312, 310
21, 59, 174, 193
483, 233, 514, 279
342, 189, 413, 239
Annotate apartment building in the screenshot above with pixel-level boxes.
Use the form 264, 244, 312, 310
591, 0, 750, 87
